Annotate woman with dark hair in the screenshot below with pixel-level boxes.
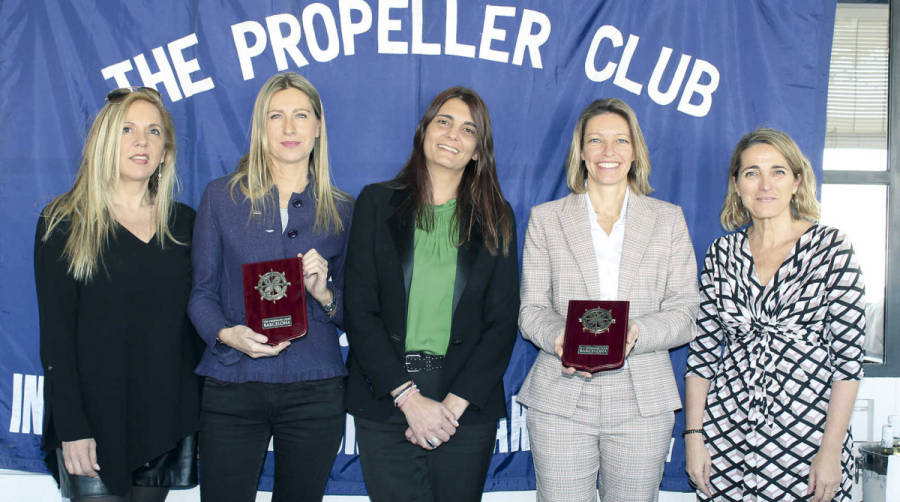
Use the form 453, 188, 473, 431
344, 86, 519, 502
35, 86, 199, 501
188, 72, 352, 502
685, 128, 865, 501
517, 98, 699, 501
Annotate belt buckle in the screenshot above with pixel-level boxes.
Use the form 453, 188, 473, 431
405, 352, 424, 373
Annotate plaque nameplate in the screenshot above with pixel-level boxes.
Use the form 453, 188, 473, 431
577, 345, 609, 355
242, 257, 308, 345
261, 315, 293, 330
562, 300, 629, 373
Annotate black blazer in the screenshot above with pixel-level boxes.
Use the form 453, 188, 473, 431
344, 183, 519, 424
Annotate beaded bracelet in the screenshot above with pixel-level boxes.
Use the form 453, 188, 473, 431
394, 381, 414, 398
393, 382, 417, 407
395, 387, 420, 409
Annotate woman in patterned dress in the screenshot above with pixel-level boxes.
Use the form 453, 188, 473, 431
684, 128, 866, 501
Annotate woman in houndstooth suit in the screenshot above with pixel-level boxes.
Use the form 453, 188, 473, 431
517, 98, 700, 502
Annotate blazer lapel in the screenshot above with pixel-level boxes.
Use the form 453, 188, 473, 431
388, 189, 415, 301
617, 194, 654, 300
452, 221, 480, 317
560, 193, 603, 299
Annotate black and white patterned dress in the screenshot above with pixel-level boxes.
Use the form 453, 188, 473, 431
686, 224, 865, 501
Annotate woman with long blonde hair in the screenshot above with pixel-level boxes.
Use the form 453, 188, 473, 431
517, 98, 699, 501
188, 72, 352, 502
35, 87, 200, 501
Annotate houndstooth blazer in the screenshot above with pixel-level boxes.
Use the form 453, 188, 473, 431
517, 192, 700, 418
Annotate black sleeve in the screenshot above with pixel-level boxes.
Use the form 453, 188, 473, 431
172, 202, 196, 243
447, 203, 520, 409
344, 186, 411, 397
34, 216, 92, 442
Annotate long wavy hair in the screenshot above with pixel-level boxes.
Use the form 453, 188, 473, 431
392, 87, 513, 256
228, 72, 350, 233
41, 88, 180, 281
720, 127, 820, 230
565, 98, 653, 195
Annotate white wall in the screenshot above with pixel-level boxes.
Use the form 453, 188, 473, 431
853, 377, 900, 442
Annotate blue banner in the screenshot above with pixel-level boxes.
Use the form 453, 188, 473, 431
0, 0, 835, 494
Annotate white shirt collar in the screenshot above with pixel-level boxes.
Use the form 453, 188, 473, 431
584, 187, 630, 233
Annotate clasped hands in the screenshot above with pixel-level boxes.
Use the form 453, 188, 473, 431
553, 324, 639, 378
217, 250, 332, 358
397, 387, 468, 451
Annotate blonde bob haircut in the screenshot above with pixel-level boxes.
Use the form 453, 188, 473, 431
229, 72, 350, 233
565, 98, 653, 195
720, 127, 820, 231
41, 87, 180, 281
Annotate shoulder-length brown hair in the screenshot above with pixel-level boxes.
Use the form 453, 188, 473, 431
229, 72, 350, 233
392, 86, 513, 256
720, 127, 819, 230
564, 98, 653, 195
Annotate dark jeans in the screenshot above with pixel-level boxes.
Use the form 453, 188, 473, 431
198, 377, 345, 502
354, 369, 497, 502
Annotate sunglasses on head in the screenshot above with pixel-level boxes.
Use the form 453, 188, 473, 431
105, 86, 161, 102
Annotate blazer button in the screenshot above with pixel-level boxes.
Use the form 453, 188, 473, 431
292, 199, 303, 208
287, 229, 298, 238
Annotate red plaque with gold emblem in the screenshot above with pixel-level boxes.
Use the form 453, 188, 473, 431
242, 257, 307, 345
562, 300, 629, 373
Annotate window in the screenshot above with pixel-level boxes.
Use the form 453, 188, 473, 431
821, 0, 897, 375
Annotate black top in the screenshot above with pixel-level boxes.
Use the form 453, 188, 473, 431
34, 203, 201, 495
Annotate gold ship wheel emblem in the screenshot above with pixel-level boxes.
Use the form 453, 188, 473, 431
579, 306, 615, 335
255, 270, 291, 302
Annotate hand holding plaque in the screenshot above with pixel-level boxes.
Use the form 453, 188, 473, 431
242, 257, 308, 345
561, 300, 629, 373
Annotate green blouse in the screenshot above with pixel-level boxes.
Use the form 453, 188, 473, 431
405, 199, 458, 355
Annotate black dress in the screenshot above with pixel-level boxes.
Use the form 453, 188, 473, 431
34, 203, 201, 496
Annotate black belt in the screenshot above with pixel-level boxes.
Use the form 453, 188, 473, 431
404, 351, 444, 373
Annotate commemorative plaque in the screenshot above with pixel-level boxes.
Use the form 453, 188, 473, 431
562, 300, 629, 373
242, 257, 307, 345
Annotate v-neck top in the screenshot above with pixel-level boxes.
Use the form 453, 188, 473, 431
741, 223, 816, 290
35, 203, 201, 495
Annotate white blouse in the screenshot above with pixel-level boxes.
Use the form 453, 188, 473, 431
584, 188, 629, 301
